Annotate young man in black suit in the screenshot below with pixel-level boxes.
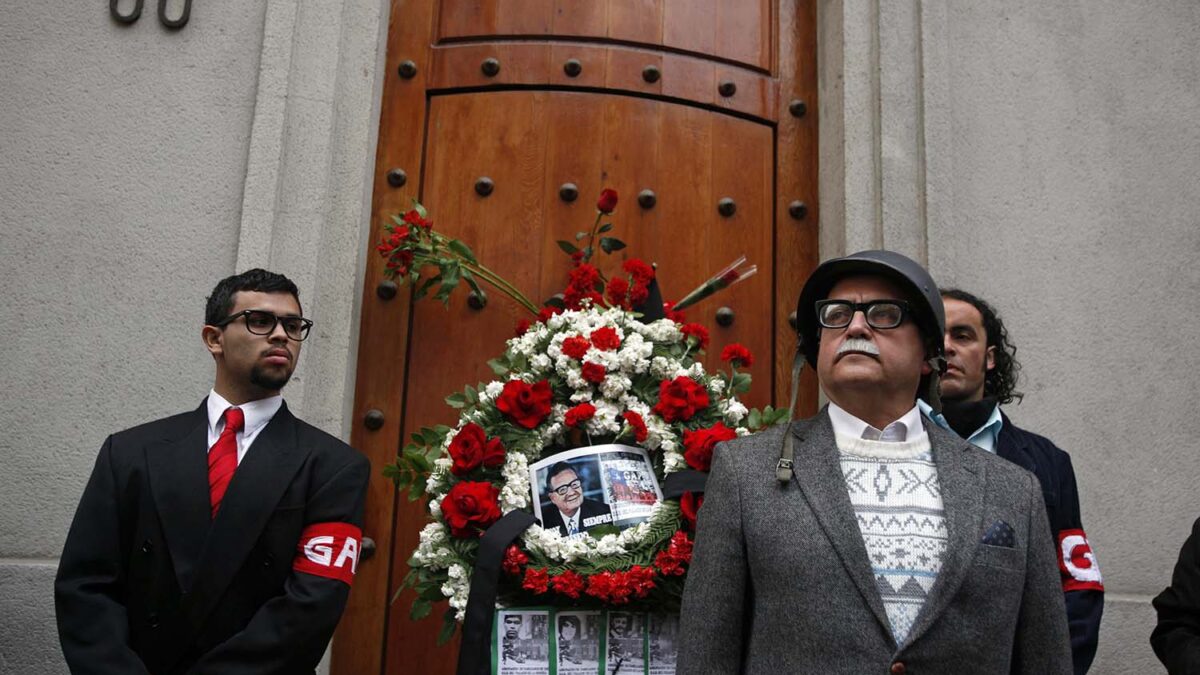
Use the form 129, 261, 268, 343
55, 269, 370, 674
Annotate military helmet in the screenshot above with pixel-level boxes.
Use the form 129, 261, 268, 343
794, 249, 946, 369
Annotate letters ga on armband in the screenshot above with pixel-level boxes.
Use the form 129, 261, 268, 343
1058, 528, 1104, 592
294, 522, 363, 585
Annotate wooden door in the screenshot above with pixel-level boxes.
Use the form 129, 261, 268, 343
337, 2, 818, 673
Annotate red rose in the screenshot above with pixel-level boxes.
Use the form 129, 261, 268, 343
581, 362, 606, 384
502, 545, 529, 575
622, 411, 648, 443
605, 276, 630, 308
385, 249, 414, 275
551, 570, 585, 598
652, 376, 710, 423
597, 188, 619, 214
720, 343, 754, 368
561, 335, 591, 360
440, 481, 501, 537
679, 491, 704, 529
483, 438, 506, 468
683, 422, 738, 472
448, 423, 487, 476
515, 319, 532, 336
564, 403, 596, 428
590, 327, 621, 351
523, 567, 550, 594
679, 323, 710, 349
496, 379, 553, 429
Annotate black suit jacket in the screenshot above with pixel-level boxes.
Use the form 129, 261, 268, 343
55, 401, 370, 675
1152, 516, 1200, 674
996, 415, 1104, 675
540, 498, 612, 536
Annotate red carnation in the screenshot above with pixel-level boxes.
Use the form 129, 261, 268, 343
515, 319, 532, 336
564, 403, 596, 428
720, 343, 754, 368
570, 250, 585, 266
622, 259, 655, 284
654, 531, 694, 576
440, 481, 501, 538
597, 188, 619, 214
496, 380, 553, 429
679, 323, 710, 350
562, 335, 591, 360
502, 545, 529, 576
605, 277, 630, 308
664, 301, 687, 323
564, 264, 603, 310
385, 249, 414, 275
537, 306, 563, 323
590, 327, 621, 351
551, 570, 585, 599
622, 411, 648, 443
581, 362, 607, 384
679, 491, 704, 529
683, 422, 738, 472
523, 567, 550, 594
652, 376, 710, 423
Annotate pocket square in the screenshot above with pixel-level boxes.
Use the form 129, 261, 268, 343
981, 520, 1016, 547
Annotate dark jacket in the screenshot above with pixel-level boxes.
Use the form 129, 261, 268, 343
996, 415, 1104, 675
1152, 516, 1200, 674
55, 401, 370, 674
540, 498, 612, 537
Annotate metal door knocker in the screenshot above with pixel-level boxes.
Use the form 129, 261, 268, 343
110, 0, 192, 29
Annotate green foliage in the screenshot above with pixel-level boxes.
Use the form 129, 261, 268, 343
746, 405, 791, 431
599, 237, 626, 253
556, 240, 580, 255
384, 424, 451, 500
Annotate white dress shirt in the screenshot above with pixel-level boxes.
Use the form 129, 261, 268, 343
206, 389, 284, 465
827, 401, 928, 445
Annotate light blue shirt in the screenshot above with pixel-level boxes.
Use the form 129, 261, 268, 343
917, 399, 1004, 453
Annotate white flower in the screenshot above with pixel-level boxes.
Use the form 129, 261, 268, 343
530, 354, 552, 372
485, 381, 505, 398
650, 356, 677, 380
721, 398, 748, 424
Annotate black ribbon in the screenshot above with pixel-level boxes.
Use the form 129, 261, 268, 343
457, 510, 537, 675
661, 470, 708, 499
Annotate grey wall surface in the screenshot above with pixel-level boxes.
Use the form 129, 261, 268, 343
822, 1, 1200, 673
0, 0, 388, 672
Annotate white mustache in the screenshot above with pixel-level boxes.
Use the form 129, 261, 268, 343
837, 338, 880, 356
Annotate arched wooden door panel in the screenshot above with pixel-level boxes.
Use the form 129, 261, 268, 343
337, 2, 816, 673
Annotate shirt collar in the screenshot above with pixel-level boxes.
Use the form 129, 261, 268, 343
918, 399, 1004, 453
207, 389, 284, 437
827, 401, 927, 444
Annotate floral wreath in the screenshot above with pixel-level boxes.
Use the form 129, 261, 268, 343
378, 190, 788, 640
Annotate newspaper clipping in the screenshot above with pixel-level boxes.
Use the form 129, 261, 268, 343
605, 612, 646, 674
530, 445, 662, 538
553, 610, 603, 675
493, 609, 551, 675
646, 613, 679, 675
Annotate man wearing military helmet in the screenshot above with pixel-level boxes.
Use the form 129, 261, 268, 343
679, 250, 1071, 674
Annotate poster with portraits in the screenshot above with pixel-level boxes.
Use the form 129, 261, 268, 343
494, 608, 683, 674
604, 611, 646, 674
493, 609, 551, 675
552, 610, 603, 675
529, 445, 662, 539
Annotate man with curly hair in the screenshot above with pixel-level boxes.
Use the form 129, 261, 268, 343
920, 288, 1104, 674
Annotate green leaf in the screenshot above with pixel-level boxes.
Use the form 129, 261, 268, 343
488, 356, 511, 376
598, 222, 614, 234
413, 200, 428, 218
446, 392, 467, 408
587, 524, 621, 538
599, 237, 627, 253
447, 239, 478, 264
556, 240, 580, 255
414, 274, 441, 300
410, 598, 433, 621
747, 408, 762, 430
730, 372, 752, 395
437, 609, 458, 645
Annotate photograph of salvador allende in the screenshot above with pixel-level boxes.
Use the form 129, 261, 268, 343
537, 459, 613, 538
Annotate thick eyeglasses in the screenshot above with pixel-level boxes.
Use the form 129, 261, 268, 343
816, 299, 910, 330
550, 479, 582, 496
215, 310, 314, 341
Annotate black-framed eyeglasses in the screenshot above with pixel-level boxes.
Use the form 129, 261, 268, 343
214, 310, 314, 341
815, 299, 910, 330
550, 479, 582, 497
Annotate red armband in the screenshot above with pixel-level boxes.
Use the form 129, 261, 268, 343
1058, 528, 1104, 592
293, 522, 363, 585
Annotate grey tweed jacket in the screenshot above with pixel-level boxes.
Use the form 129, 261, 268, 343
677, 409, 1071, 674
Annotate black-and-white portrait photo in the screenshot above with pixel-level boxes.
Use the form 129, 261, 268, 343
555, 610, 602, 674
647, 613, 679, 673
494, 609, 550, 674
605, 611, 645, 674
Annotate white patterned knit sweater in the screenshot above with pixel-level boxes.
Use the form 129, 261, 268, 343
835, 433, 946, 645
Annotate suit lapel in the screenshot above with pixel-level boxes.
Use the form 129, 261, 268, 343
790, 411, 894, 638
902, 422, 985, 648
146, 403, 211, 592
996, 414, 1036, 473
185, 403, 309, 627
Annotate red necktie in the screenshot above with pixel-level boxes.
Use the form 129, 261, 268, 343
208, 407, 245, 518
